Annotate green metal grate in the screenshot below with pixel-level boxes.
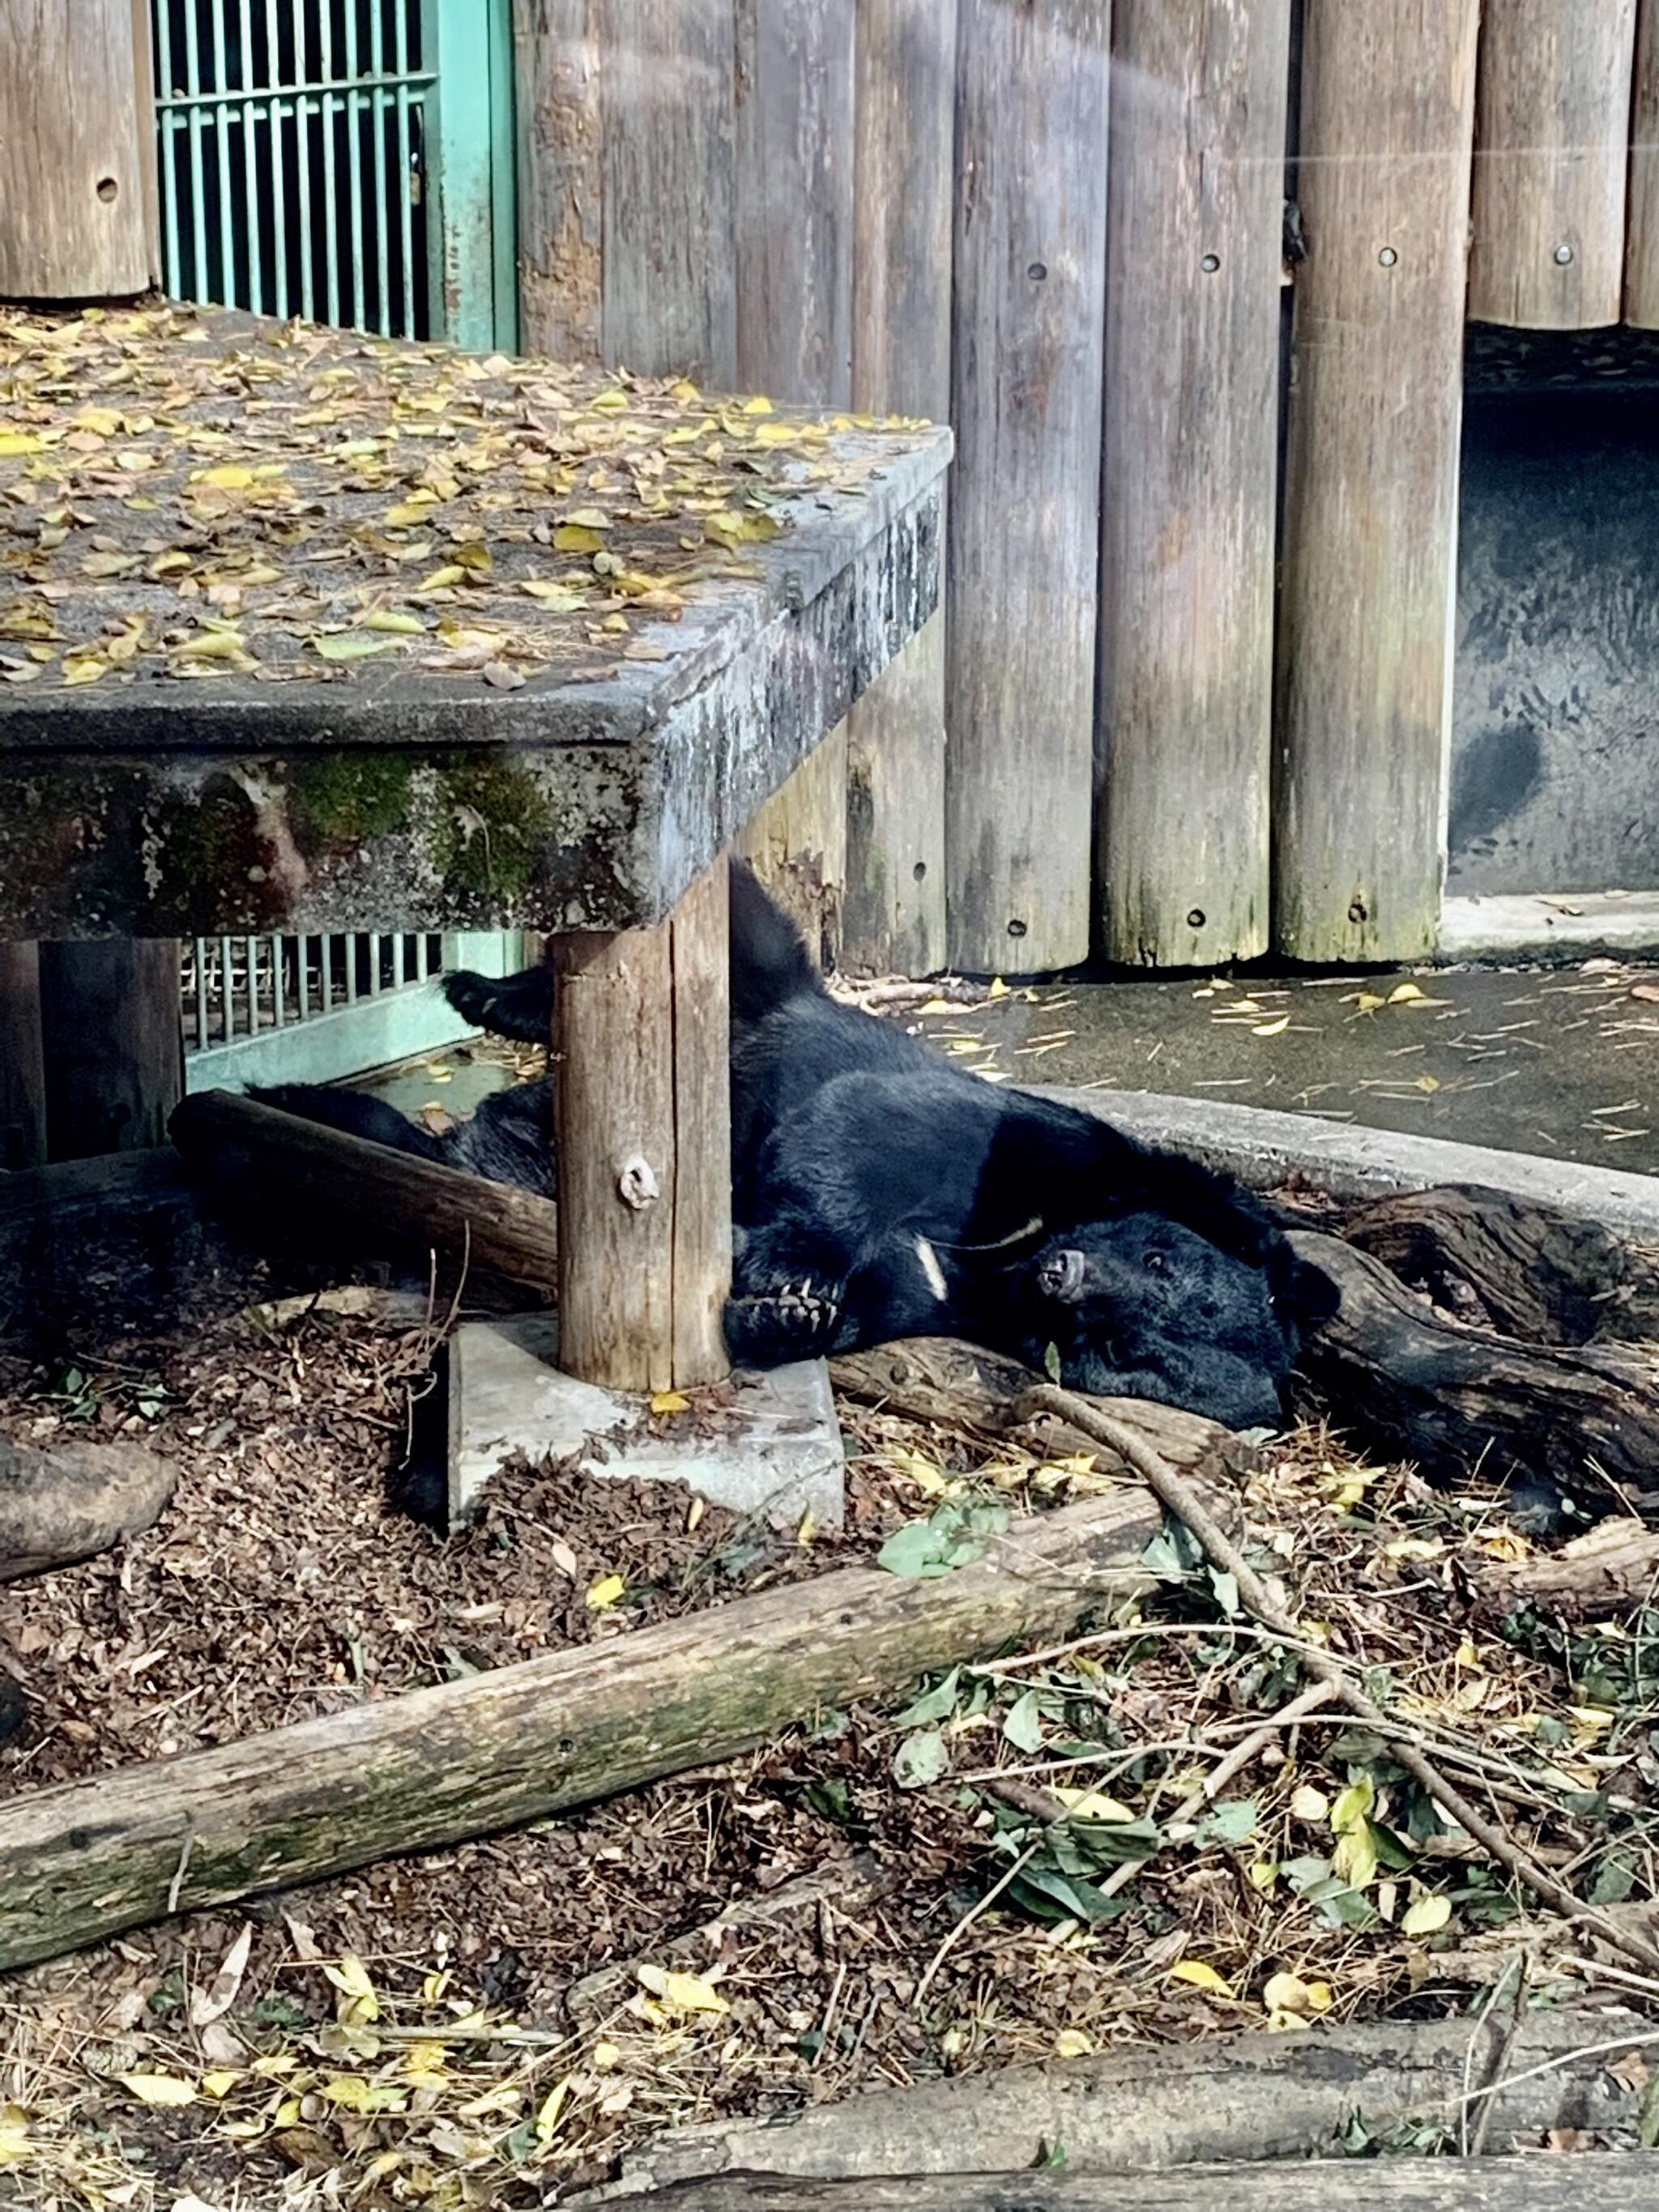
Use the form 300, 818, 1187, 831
151, 0, 517, 350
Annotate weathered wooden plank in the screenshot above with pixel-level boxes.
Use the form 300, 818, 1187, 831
1099, 0, 1289, 969
599, 0, 737, 382
0, 941, 46, 1170
947, 0, 1111, 974
1625, 0, 1659, 326
842, 0, 955, 979
669, 858, 732, 1386
735, 0, 855, 406
1469, 0, 1638, 330
729, 0, 856, 965
0, 1487, 1170, 1969
0, 0, 159, 300
37, 941, 181, 1160
1273, 0, 1478, 964
513, 0, 603, 361
552, 919, 677, 1392
613, 2161, 1659, 2212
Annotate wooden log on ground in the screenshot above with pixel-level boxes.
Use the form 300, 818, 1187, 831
842, 0, 953, 979
829, 1337, 1257, 1482
168, 1089, 561, 1289
615, 2010, 1646, 2194
1098, 0, 1290, 970
1627, 0, 1659, 327
947, 0, 1110, 974
1340, 1185, 1636, 1346
0, 1433, 177, 1582
1469, 0, 1639, 330
0, 1485, 1178, 1969
1292, 1229, 1659, 1506
613, 2160, 1659, 2212
0, 940, 46, 1170
1274, 0, 1478, 964
0, 0, 160, 300
38, 940, 182, 1161
1473, 1518, 1659, 1622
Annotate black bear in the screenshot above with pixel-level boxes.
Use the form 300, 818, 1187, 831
259, 860, 1332, 1427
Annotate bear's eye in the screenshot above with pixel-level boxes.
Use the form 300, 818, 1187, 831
1143, 1249, 1168, 1273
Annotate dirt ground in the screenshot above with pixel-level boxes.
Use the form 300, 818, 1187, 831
3, 1243, 1657, 2207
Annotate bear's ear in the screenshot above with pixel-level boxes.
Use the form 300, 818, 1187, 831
1286, 1255, 1341, 1328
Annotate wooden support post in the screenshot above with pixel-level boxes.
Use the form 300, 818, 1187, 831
552, 860, 731, 1392
0, 0, 160, 300
1625, 1, 1659, 327
736, 737, 849, 977
38, 941, 181, 1161
1469, 0, 1639, 330
1273, 0, 1479, 965
1099, 0, 1290, 970
947, 0, 1110, 974
842, 0, 953, 981
0, 943, 46, 1171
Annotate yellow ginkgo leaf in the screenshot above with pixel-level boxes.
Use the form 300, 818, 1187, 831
1388, 982, 1424, 1003
586, 1573, 626, 1609
1401, 1892, 1452, 1937
1054, 2028, 1094, 2058
1354, 992, 1385, 1014
0, 431, 44, 455
741, 394, 774, 414
650, 1391, 690, 1415
535, 2074, 574, 2141
1290, 1784, 1329, 1822
119, 2073, 198, 2107
591, 390, 630, 413
1170, 1960, 1235, 1998
563, 507, 612, 530
193, 462, 254, 490
1262, 1971, 1313, 2014
637, 1963, 729, 2014
322, 1951, 380, 2021
360, 608, 425, 633
554, 523, 604, 553
199, 2070, 242, 2099
1252, 1016, 1290, 1038
1050, 1786, 1137, 1823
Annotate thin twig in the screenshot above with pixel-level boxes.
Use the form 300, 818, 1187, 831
1022, 1383, 1659, 1979
913, 1842, 1039, 2008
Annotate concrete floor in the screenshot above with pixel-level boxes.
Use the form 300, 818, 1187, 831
361, 953, 1659, 1183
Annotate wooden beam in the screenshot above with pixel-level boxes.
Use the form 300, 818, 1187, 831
1624, 0, 1659, 327
947, 0, 1111, 974
1098, 0, 1290, 969
0, 0, 160, 300
1469, 0, 1639, 330
669, 859, 732, 1385
37, 940, 181, 1160
603, 2160, 1659, 2212
1273, 0, 1478, 964
842, 0, 954, 980
168, 1089, 561, 1287
512, 0, 603, 361
0, 941, 46, 1170
0, 1486, 1173, 1970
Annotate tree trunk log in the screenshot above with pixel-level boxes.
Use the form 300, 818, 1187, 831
0, 1486, 1180, 1970
1341, 1185, 1638, 1345
1293, 1230, 1659, 1507
0, 1433, 176, 1581
625, 2159, 1659, 2212
829, 1337, 1256, 1482
615, 2011, 1648, 2197
1473, 1519, 1659, 1622
168, 1089, 560, 1290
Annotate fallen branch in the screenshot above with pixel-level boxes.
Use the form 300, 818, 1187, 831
0, 1434, 177, 1582
1021, 1383, 1659, 1978
613, 2010, 1649, 2194
1473, 1520, 1659, 1623
1290, 1230, 1659, 1511
0, 1485, 1183, 1971
829, 1337, 1254, 1480
169, 1089, 560, 1289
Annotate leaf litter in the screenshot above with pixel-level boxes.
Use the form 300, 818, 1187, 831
3, 1204, 1658, 2202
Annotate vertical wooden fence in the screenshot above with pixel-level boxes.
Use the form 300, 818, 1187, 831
514, 4, 1659, 976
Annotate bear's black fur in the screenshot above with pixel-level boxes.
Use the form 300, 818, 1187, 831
259, 860, 1333, 1427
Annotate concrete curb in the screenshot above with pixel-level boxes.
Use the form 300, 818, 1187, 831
1049, 1086, 1659, 1241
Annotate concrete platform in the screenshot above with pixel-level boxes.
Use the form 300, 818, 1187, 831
447, 1313, 845, 1533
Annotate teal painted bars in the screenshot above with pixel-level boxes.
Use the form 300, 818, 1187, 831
151, 0, 517, 349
